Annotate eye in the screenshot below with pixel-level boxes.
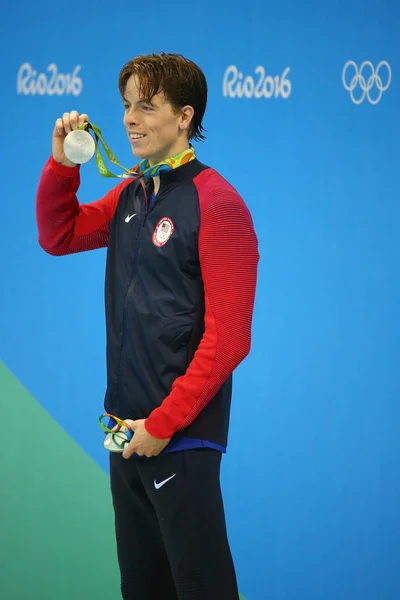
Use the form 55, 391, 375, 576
142, 104, 153, 111
123, 103, 130, 111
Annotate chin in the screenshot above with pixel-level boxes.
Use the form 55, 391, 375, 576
131, 148, 147, 160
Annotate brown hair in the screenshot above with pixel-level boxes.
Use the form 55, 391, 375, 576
118, 52, 207, 141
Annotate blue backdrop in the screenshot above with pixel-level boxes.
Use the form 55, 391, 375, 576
1, 0, 399, 598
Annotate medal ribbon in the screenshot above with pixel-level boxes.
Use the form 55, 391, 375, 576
98, 413, 133, 449
78, 122, 195, 179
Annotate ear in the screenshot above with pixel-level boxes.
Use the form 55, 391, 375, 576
179, 105, 195, 133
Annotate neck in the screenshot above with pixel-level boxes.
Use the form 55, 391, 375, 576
148, 140, 190, 168
153, 176, 160, 195
149, 141, 191, 195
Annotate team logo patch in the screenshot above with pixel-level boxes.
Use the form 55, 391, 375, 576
152, 217, 174, 247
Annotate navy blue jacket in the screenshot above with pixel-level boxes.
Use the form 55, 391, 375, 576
36, 156, 259, 447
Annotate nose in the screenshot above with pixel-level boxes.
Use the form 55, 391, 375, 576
124, 106, 140, 127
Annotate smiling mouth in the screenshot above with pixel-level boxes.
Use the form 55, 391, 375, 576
129, 133, 146, 141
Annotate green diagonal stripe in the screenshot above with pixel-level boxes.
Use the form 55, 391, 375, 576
0, 360, 121, 600
0, 360, 248, 600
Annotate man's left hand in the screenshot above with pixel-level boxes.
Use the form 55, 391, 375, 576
122, 419, 171, 459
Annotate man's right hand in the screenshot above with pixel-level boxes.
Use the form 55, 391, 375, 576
52, 110, 89, 168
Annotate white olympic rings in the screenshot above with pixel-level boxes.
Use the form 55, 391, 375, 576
342, 60, 391, 104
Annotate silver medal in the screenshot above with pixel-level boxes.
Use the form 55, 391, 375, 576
103, 426, 132, 453
63, 129, 96, 164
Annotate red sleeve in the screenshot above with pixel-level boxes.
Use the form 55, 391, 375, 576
36, 156, 132, 256
145, 170, 259, 439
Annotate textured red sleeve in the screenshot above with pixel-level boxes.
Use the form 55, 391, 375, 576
145, 170, 259, 439
36, 156, 132, 255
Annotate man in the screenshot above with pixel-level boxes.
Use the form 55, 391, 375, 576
36, 52, 259, 600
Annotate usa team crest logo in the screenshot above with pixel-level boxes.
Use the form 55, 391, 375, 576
152, 217, 174, 247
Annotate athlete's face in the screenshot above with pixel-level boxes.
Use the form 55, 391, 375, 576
123, 75, 194, 166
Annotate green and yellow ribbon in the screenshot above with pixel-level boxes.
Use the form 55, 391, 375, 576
79, 122, 195, 179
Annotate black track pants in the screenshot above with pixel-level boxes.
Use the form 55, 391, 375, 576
110, 449, 240, 600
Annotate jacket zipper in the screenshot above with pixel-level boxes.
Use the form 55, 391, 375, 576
117, 179, 148, 417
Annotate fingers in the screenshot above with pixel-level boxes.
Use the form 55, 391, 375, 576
54, 111, 90, 136
78, 113, 89, 127
122, 439, 148, 459
55, 117, 65, 136
122, 443, 159, 459
124, 418, 135, 430
122, 442, 138, 459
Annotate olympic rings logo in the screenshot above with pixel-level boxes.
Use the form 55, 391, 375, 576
342, 61, 391, 104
